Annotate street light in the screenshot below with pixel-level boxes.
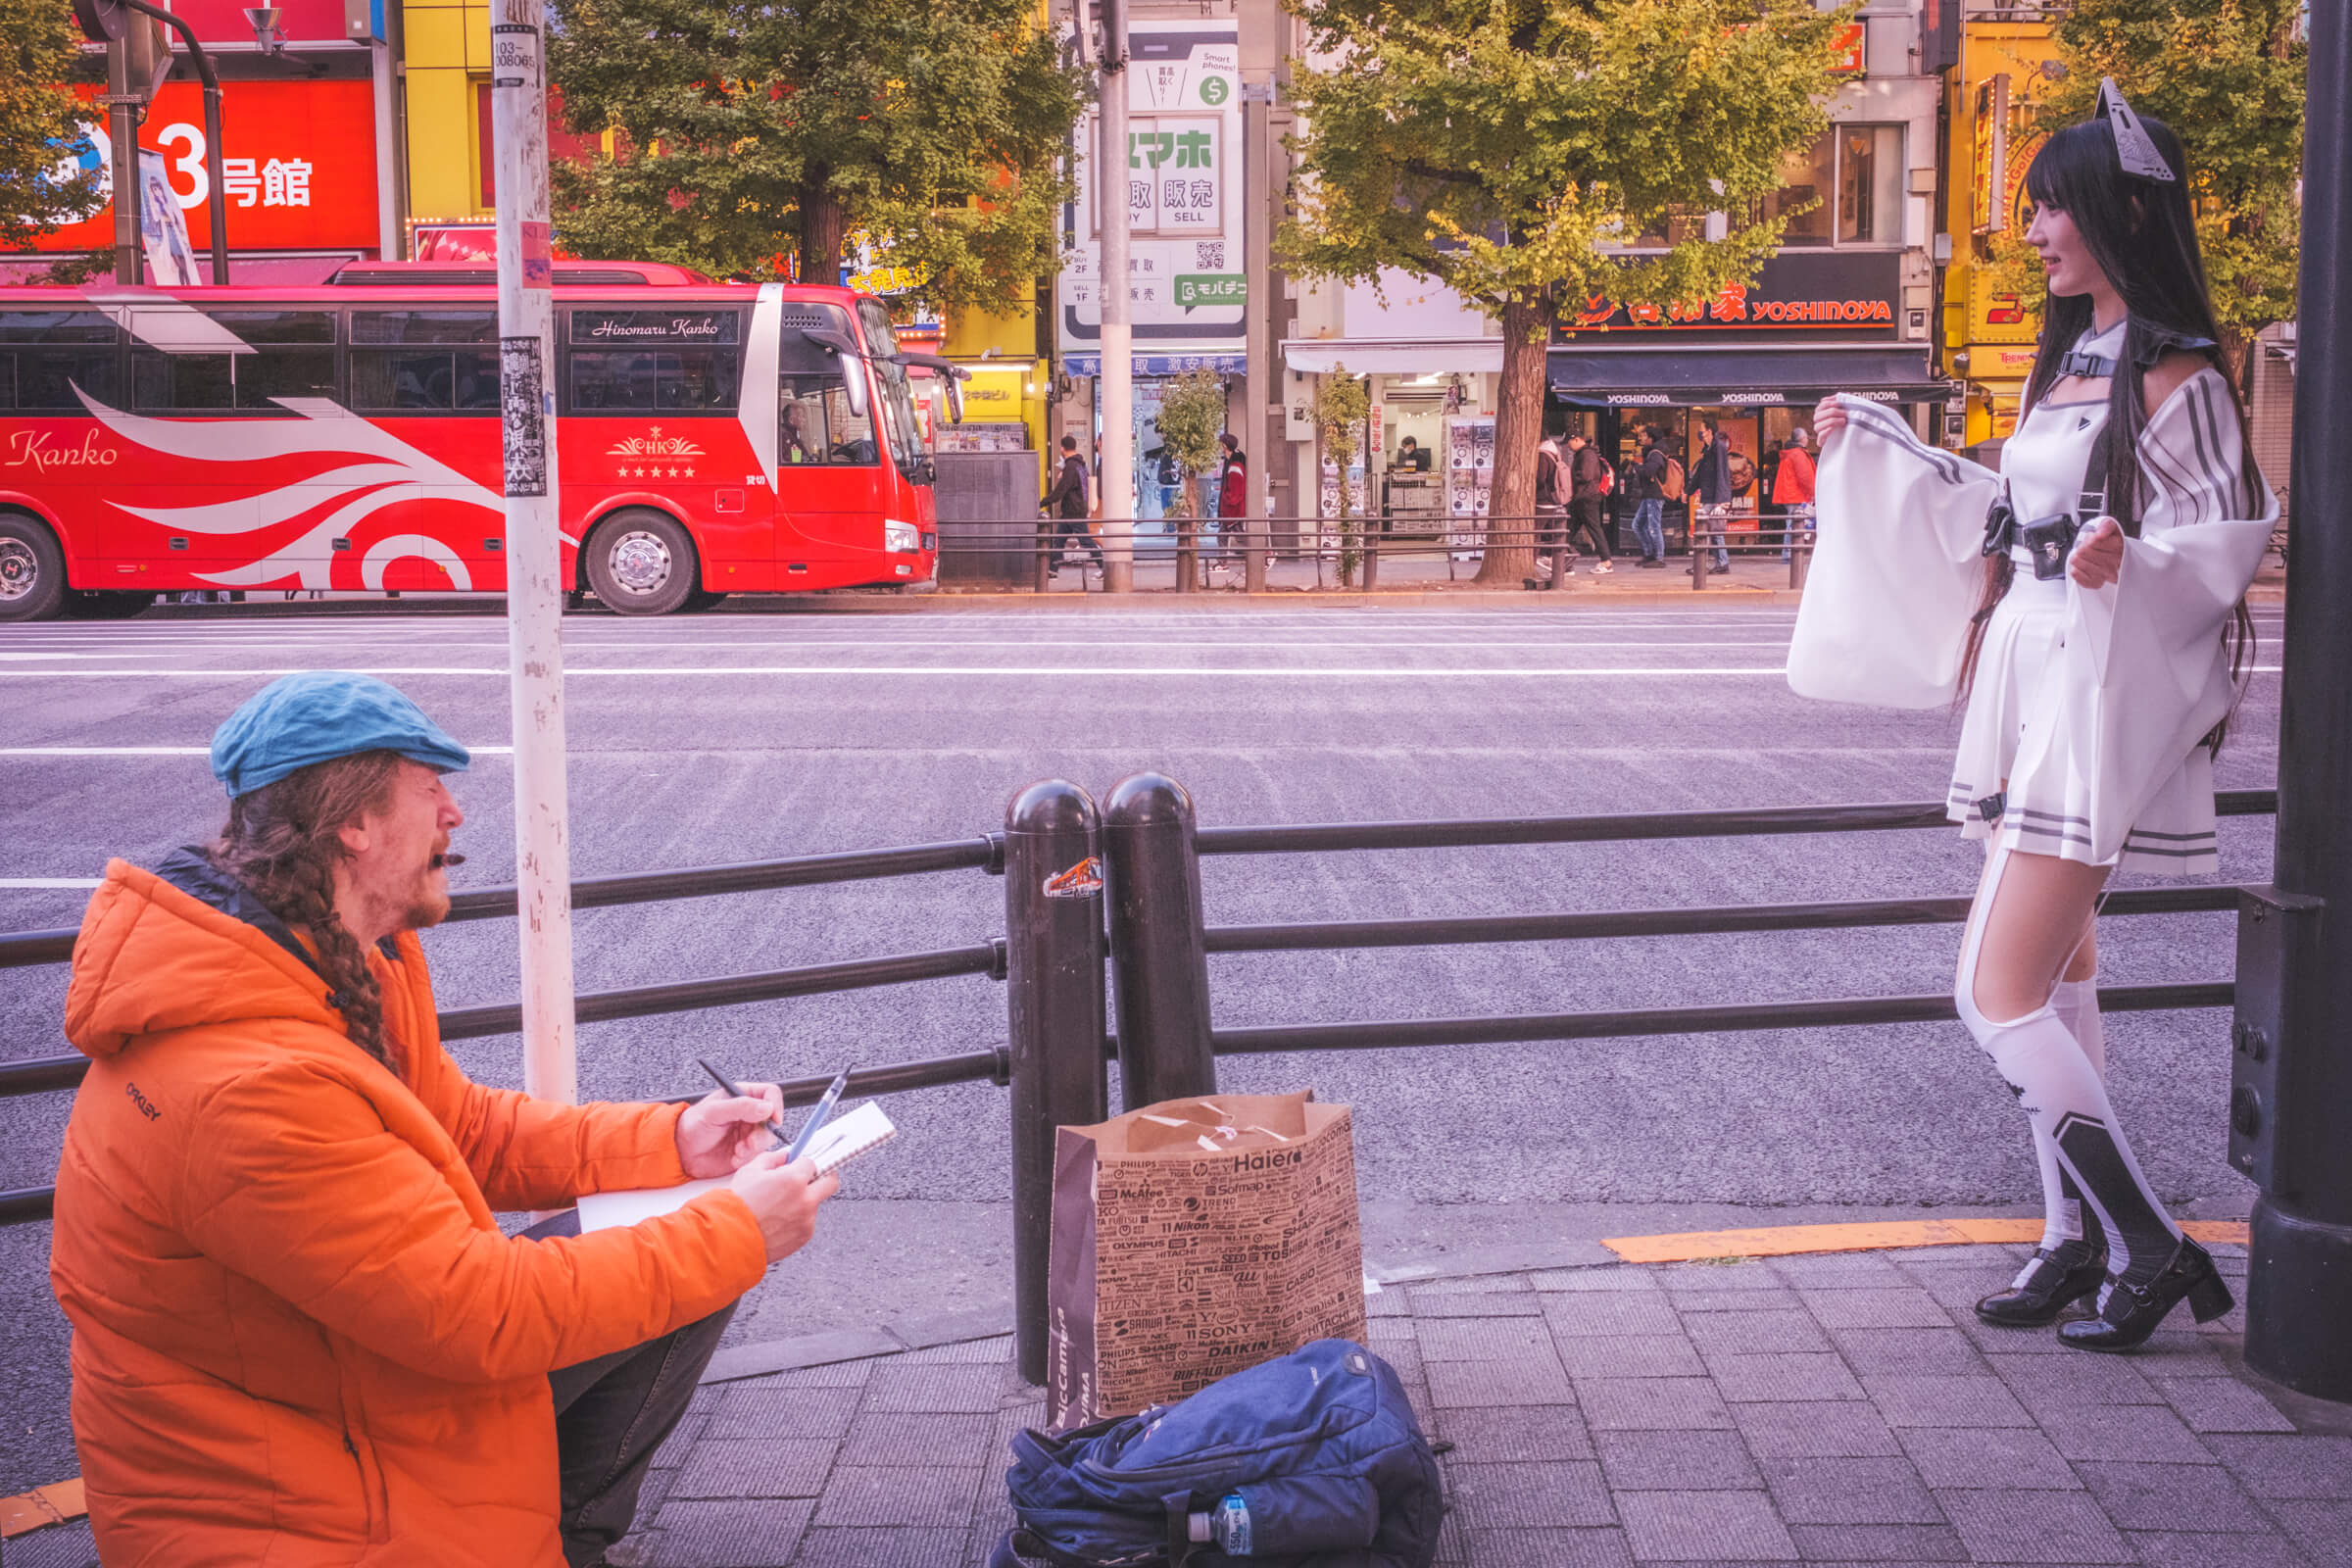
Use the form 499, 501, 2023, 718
243, 6, 284, 54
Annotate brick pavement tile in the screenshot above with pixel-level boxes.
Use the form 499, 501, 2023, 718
2147, 1374, 2298, 1434
1682, 1309, 1832, 1355
2131, 1330, 2230, 1370
1828, 1326, 1989, 1376
671, 1438, 840, 1499
1730, 1400, 1902, 1458
1428, 1355, 1577, 1407
1797, 1286, 1955, 1329
859, 1364, 1007, 1415
648, 1499, 813, 1567
1418, 1315, 1558, 1361
2035, 1401, 2218, 1464
1957, 1313, 2084, 1357
1613, 1491, 1797, 1560
1460, 1527, 1637, 1566
1755, 1455, 1942, 1523
791, 1526, 970, 1567
1986, 1349, 2165, 1410
838, 1412, 999, 1468
1652, 1263, 1784, 1292
1664, 1288, 1806, 1314
1860, 1374, 2034, 1427
1702, 1351, 1865, 1403
1593, 1429, 1763, 1491
1935, 1488, 2135, 1563
812, 1466, 983, 1529
1372, 1339, 1427, 1383
2266, 1500, 2352, 1568
1446, 1459, 1618, 1528
896, 1340, 1014, 1366
1541, 1293, 1689, 1338
1894, 1425, 2082, 1490
2127, 1529, 2315, 1568
1434, 1505, 1472, 1564
1784, 1522, 1970, 1561
1419, 1273, 1538, 1295
1575, 1378, 1735, 1432
1, 1521, 100, 1568
662, 1411, 712, 1451
710, 1386, 863, 1441
1897, 1245, 2039, 1273
1410, 1289, 1547, 1318
759, 1361, 877, 1389
2205, 1435, 2352, 1499
1437, 1403, 1596, 1461
1367, 1285, 1412, 1318
1534, 1267, 1662, 1293
636, 1464, 677, 1523
1768, 1252, 1912, 1289
1548, 1333, 1705, 1379
2076, 1459, 2274, 1531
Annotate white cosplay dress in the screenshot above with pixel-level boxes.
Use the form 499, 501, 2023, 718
1787, 321, 2275, 878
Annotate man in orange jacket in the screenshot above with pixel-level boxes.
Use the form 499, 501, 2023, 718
51, 671, 838, 1567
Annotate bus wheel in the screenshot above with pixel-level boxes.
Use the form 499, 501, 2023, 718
0, 514, 68, 623
585, 509, 698, 616
70, 590, 158, 619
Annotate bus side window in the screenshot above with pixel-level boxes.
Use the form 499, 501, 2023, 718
133, 310, 335, 414
0, 311, 122, 411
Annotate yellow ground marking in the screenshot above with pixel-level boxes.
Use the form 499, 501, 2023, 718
0, 1478, 85, 1538
1603, 1216, 2251, 1264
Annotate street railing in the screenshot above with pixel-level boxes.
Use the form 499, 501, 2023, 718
1, 780, 2276, 1386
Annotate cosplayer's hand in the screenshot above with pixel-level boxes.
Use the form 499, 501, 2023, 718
677, 1083, 788, 1179
730, 1151, 839, 1262
2069, 515, 2126, 590
1812, 396, 1847, 441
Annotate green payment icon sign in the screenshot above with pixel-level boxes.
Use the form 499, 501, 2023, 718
1175, 274, 1247, 311
1200, 74, 1231, 106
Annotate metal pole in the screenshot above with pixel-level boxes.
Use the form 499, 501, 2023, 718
118, 0, 228, 285
1240, 0, 1278, 597
107, 41, 140, 286
1102, 772, 1218, 1111
1097, 0, 1135, 593
1004, 780, 1108, 1386
489, 0, 578, 1104
2236, 0, 2352, 1403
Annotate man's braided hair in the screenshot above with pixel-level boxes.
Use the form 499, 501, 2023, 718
206, 750, 406, 1073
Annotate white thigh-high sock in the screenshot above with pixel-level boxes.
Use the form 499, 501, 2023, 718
2026, 977, 2109, 1252
1958, 848, 2180, 1280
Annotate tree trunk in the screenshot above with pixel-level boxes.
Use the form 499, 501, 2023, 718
798, 175, 850, 287
1474, 294, 1555, 584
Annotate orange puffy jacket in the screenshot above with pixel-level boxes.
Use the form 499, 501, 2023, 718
50, 855, 768, 1566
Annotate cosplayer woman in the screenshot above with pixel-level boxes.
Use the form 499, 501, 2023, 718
1794, 86, 2274, 1350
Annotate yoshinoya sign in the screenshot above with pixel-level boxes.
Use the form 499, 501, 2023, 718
1553, 253, 1904, 342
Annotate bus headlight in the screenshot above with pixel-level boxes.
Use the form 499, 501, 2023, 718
884, 519, 921, 553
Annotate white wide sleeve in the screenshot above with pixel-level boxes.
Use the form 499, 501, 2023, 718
2013, 369, 2275, 863
1787, 396, 2002, 709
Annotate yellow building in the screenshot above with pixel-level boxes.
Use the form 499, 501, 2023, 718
400, 0, 494, 230
1940, 13, 2065, 448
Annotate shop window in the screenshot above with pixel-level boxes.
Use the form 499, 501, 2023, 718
131, 310, 336, 413
1838, 125, 1904, 245
0, 310, 121, 411
1759, 131, 1836, 246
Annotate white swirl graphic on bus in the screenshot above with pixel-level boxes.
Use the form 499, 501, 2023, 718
74, 389, 576, 591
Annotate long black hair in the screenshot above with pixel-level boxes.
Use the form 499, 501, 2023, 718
1961, 111, 2260, 737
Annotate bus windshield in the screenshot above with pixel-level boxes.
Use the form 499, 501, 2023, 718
857, 299, 929, 483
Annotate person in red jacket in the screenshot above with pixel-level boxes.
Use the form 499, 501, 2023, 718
1774, 425, 1818, 562
52, 671, 837, 1567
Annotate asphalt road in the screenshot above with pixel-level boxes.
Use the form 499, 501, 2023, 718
0, 597, 2283, 1496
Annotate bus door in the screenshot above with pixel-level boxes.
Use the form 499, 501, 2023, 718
765, 300, 886, 581
345, 304, 508, 593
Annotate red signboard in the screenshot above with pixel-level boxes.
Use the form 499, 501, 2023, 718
166, 0, 357, 45
36, 79, 379, 253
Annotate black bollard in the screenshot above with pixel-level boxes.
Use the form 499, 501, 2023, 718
1102, 772, 1219, 1112
1004, 780, 1109, 1387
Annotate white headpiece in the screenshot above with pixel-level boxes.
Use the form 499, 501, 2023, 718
2097, 77, 2177, 184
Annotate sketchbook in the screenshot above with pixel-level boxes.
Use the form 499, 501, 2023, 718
576, 1102, 898, 1233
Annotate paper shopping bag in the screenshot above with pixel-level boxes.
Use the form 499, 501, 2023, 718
1045, 1091, 1367, 1429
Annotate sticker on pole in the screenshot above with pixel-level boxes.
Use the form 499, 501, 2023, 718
1043, 856, 1103, 900
500, 336, 549, 498
491, 24, 539, 89
520, 220, 553, 289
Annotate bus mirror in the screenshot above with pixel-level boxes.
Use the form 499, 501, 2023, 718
887, 351, 970, 425
944, 376, 965, 425
800, 325, 860, 359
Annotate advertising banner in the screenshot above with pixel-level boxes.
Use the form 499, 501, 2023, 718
1551, 253, 1904, 342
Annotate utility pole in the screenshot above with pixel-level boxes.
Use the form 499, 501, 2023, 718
1238, 0, 1279, 594
488, 0, 579, 1105
1096, 0, 1135, 592
107, 37, 142, 286
2234, 0, 2352, 1402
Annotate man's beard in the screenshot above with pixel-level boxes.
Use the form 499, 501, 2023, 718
404, 850, 463, 931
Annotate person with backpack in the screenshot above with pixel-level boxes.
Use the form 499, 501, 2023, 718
1567, 431, 1614, 573
1630, 426, 1671, 567
1525, 425, 1574, 589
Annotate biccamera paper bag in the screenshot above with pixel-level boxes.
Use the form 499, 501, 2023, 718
1046, 1092, 1367, 1429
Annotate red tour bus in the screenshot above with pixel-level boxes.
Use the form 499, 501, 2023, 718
0, 261, 956, 620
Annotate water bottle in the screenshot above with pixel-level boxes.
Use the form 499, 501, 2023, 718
1185, 1493, 1252, 1554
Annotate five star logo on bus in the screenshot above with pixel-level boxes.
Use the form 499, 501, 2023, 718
608, 426, 705, 479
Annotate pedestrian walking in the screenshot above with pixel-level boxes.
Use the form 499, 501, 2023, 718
1630, 426, 1670, 567
1525, 426, 1574, 589
1691, 423, 1734, 574
1040, 433, 1105, 580
1798, 92, 2271, 1349
47, 672, 840, 1564
1567, 432, 1614, 574
1214, 434, 1249, 571
1774, 426, 1817, 562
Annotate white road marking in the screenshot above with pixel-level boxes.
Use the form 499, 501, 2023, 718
0, 664, 2287, 679
0, 878, 102, 890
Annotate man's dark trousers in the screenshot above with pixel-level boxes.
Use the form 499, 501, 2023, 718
529, 1209, 734, 1566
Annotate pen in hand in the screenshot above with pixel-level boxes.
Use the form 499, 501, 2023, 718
696, 1058, 789, 1150
786, 1068, 854, 1163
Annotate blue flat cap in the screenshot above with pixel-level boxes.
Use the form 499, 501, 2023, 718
212, 671, 470, 799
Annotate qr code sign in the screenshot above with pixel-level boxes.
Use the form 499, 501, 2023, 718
1195, 242, 1225, 270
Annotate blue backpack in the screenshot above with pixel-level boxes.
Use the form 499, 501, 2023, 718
992, 1339, 1442, 1568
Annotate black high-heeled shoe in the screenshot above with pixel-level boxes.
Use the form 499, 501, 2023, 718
1976, 1240, 2107, 1327
2057, 1237, 2234, 1352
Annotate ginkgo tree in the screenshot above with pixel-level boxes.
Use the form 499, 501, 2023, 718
1282, 0, 1856, 582
546, 0, 1086, 314
2, 0, 102, 251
